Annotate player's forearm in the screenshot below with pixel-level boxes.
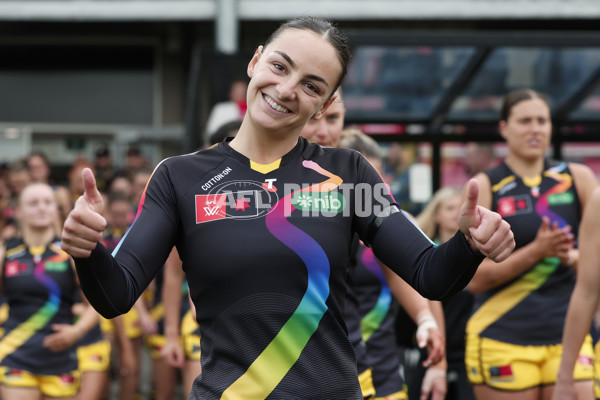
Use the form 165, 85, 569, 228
467, 242, 541, 294
373, 221, 484, 301
381, 264, 429, 322
429, 300, 445, 335
163, 248, 184, 338
73, 302, 100, 339
163, 281, 183, 339
557, 288, 598, 381
74, 242, 141, 318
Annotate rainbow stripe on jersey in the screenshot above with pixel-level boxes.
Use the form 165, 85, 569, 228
0, 246, 69, 362
221, 160, 343, 399
359, 247, 392, 343
536, 163, 572, 228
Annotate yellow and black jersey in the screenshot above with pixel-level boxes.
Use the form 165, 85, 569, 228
0, 237, 78, 375
468, 160, 580, 345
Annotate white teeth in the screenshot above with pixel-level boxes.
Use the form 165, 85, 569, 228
264, 95, 290, 113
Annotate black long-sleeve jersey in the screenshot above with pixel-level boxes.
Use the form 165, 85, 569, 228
74, 137, 483, 399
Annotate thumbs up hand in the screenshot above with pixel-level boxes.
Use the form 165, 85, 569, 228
62, 168, 107, 258
458, 179, 515, 262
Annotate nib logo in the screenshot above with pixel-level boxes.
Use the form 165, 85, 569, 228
196, 194, 227, 223
291, 191, 345, 213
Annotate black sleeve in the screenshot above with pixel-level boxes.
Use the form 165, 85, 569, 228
74, 160, 179, 318
74, 242, 138, 318
351, 153, 484, 301
371, 214, 484, 301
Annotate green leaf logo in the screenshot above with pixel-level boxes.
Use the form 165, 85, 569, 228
547, 192, 574, 206
291, 191, 345, 213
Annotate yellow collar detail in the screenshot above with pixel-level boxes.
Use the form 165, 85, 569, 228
522, 175, 542, 188
29, 245, 45, 257
250, 158, 281, 174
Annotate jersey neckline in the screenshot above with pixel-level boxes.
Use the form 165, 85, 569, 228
501, 158, 551, 184
218, 136, 308, 171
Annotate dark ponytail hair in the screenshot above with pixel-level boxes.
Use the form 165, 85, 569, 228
500, 89, 549, 122
263, 16, 351, 95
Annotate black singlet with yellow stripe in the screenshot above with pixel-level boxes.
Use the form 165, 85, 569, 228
75, 137, 483, 399
468, 160, 580, 345
0, 237, 78, 375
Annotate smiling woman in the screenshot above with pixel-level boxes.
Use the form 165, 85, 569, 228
61, 16, 515, 400
235, 20, 346, 161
